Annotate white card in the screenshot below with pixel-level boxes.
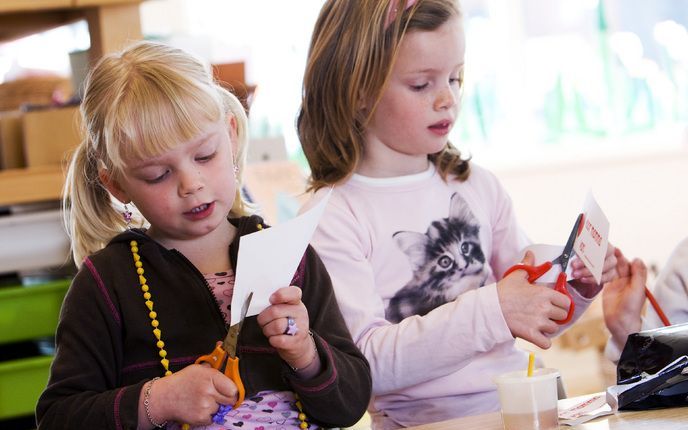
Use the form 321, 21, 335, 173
558, 392, 613, 426
230, 188, 332, 323
573, 191, 610, 285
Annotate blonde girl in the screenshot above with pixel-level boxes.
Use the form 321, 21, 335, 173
37, 41, 370, 430
298, 1, 616, 427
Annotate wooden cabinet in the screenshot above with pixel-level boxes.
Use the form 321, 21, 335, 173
0, 0, 143, 207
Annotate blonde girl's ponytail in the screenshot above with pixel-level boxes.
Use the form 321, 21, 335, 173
63, 138, 124, 266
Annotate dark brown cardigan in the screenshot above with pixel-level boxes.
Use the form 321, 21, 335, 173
36, 215, 371, 429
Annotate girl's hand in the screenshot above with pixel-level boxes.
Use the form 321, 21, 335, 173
257, 286, 319, 373
144, 364, 238, 426
602, 248, 647, 351
497, 251, 571, 349
570, 242, 618, 285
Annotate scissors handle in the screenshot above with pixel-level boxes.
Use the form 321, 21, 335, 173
504, 263, 574, 325
195, 342, 245, 410
195, 341, 226, 370
552, 272, 575, 325
224, 356, 244, 409
503, 261, 552, 283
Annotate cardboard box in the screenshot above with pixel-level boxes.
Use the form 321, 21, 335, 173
0, 76, 71, 112
22, 105, 81, 167
0, 110, 25, 169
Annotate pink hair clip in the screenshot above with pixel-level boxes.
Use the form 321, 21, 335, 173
385, 0, 418, 29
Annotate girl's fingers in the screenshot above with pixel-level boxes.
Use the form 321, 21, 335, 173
269, 286, 302, 305
211, 372, 238, 405
548, 305, 569, 322
629, 258, 648, 289
615, 249, 631, 278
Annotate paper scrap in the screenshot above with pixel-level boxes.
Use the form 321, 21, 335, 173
558, 392, 613, 426
230, 188, 332, 323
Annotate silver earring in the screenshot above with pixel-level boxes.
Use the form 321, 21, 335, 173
233, 164, 239, 182
123, 203, 132, 229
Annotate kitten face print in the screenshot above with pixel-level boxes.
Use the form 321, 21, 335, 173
385, 193, 488, 323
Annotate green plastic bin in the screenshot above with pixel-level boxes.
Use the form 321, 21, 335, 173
0, 280, 70, 420
0, 280, 70, 344
0, 355, 53, 419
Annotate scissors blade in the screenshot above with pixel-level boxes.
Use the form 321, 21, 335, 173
552, 213, 584, 271
222, 292, 253, 358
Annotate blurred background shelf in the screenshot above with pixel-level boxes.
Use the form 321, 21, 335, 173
0, 1, 142, 61
0, 167, 64, 207
0, 2, 144, 428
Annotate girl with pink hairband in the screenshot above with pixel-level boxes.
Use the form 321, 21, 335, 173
298, 1, 618, 427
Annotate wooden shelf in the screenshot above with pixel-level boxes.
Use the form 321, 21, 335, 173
0, 1, 143, 58
0, 1, 71, 14
0, 166, 64, 206
0, 0, 144, 207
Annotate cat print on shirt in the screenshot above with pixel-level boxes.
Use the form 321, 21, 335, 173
385, 193, 488, 323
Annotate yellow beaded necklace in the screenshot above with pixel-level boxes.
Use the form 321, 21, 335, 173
130, 240, 171, 376
129, 238, 311, 429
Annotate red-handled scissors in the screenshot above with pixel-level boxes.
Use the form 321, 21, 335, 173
503, 213, 585, 325
195, 292, 253, 409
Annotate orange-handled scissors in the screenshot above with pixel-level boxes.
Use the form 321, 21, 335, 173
195, 292, 253, 409
503, 213, 585, 325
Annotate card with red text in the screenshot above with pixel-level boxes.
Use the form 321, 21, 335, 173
573, 191, 609, 284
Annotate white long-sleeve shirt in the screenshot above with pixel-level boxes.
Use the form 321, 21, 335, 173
644, 238, 688, 328
302, 163, 597, 428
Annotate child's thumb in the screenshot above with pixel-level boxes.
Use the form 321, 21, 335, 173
520, 250, 535, 266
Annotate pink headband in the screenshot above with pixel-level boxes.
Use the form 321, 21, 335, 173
385, 0, 418, 29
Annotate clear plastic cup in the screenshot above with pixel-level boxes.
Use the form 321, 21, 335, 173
495, 368, 560, 430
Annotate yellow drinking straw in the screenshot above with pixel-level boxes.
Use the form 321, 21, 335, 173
527, 352, 535, 377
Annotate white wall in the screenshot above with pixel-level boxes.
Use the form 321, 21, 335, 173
488, 138, 688, 273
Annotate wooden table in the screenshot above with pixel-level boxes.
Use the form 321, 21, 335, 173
406, 407, 688, 429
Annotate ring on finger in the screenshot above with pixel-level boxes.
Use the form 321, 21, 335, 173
284, 316, 298, 336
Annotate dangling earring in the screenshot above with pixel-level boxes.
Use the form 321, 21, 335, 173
123, 203, 132, 229
233, 163, 239, 182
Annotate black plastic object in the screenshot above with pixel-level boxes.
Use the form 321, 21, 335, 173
616, 322, 688, 410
